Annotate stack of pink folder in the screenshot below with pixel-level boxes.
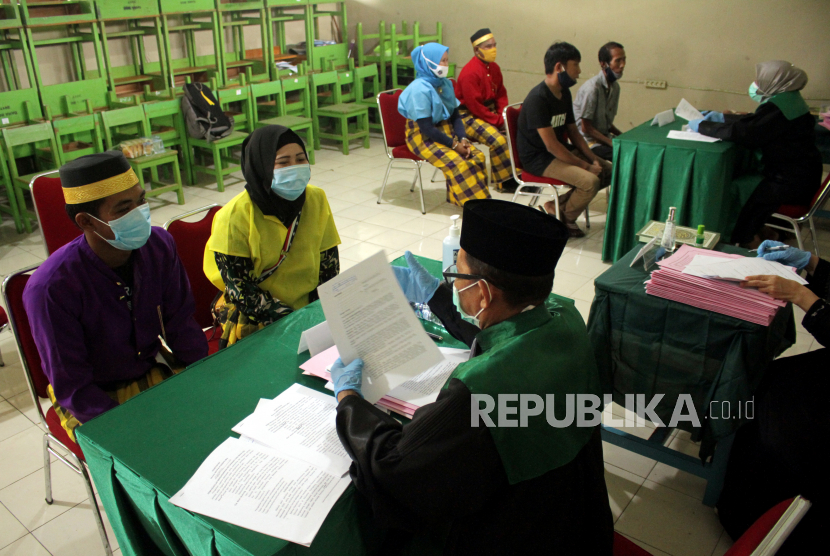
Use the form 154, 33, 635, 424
300, 346, 421, 418
645, 244, 786, 326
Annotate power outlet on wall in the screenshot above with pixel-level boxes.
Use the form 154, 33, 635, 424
645, 80, 667, 89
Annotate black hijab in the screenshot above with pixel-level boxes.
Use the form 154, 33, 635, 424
242, 125, 309, 225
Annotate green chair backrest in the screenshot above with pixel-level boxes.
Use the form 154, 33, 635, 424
99, 105, 151, 149
355, 64, 379, 102
2, 122, 59, 175
51, 114, 104, 165
218, 85, 253, 131
281, 75, 310, 117
251, 80, 283, 100
311, 70, 341, 107
143, 99, 185, 144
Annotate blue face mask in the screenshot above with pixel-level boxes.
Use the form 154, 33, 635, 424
91, 203, 152, 251
452, 280, 488, 328
748, 82, 765, 103
271, 164, 311, 201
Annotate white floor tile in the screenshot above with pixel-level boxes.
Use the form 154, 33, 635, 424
404, 237, 444, 261
329, 188, 380, 205
552, 270, 592, 298
0, 534, 51, 556
0, 366, 30, 406
0, 251, 44, 277
0, 503, 27, 550
0, 428, 48, 490
615, 480, 723, 556
365, 230, 424, 251
557, 251, 612, 278
604, 463, 645, 521
362, 211, 418, 229
602, 442, 657, 479
5, 391, 49, 430
338, 222, 388, 242
32, 501, 118, 556
646, 463, 708, 501
339, 242, 386, 263
0, 401, 35, 443
0, 463, 89, 531
571, 280, 598, 303
711, 530, 734, 556
333, 204, 385, 222
617, 534, 673, 556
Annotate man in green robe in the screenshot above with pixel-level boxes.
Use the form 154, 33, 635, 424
332, 199, 613, 555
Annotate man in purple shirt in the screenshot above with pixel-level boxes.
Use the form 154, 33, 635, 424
24, 152, 208, 441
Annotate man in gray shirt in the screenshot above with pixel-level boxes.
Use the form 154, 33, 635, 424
573, 42, 626, 161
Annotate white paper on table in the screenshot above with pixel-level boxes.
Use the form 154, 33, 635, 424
316, 250, 443, 404
675, 98, 704, 121
667, 130, 722, 143
232, 384, 351, 475
384, 348, 468, 407
169, 438, 351, 547
650, 109, 675, 127
297, 321, 334, 356
684, 255, 808, 285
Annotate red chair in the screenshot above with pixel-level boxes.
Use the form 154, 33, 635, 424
30, 170, 82, 256
2, 266, 113, 556
768, 172, 830, 257
503, 102, 590, 227
163, 204, 223, 355
375, 88, 427, 214
0, 306, 8, 367
611, 496, 811, 556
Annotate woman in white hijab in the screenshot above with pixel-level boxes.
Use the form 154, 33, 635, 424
690, 61, 822, 247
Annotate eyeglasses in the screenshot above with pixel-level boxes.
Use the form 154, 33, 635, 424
442, 264, 484, 286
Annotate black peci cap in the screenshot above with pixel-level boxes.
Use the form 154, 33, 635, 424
60, 151, 138, 204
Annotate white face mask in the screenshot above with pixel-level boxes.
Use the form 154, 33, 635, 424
422, 52, 449, 78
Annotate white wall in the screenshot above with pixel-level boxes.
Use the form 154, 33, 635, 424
345, 0, 830, 129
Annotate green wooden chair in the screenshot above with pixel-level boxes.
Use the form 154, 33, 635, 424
38, 114, 105, 167
250, 78, 315, 164
310, 70, 370, 155
186, 83, 251, 191
1, 122, 59, 233
99, 106, 185, 205
355, 63, 381, 132
0, 145, 22, 233
143, 99, 193, 185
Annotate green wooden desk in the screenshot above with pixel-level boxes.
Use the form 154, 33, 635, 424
587, 244, 796, 505
74, 256, 486, 556
603, 117, 763, 262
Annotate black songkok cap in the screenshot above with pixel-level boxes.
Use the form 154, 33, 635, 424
470, 28, 493, 46
459, 199, 569, 277
60, 151, 138, 204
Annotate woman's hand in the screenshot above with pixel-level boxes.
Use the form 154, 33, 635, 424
454, 139, 472, 159
740, 274, 820, 312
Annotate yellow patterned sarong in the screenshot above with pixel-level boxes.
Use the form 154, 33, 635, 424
47, 363, 181, 443
405, 119, 490, 206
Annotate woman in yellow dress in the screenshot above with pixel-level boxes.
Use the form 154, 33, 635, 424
204, 125, 340, 347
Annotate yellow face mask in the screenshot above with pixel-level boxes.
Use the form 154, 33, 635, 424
478, 46, 497, 64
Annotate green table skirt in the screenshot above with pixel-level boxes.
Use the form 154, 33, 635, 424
587, 245, 795, 457
602, 118, 763, 262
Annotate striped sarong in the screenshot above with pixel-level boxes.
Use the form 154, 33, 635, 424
48, 363, 181, 443
458, 108, 513, 187
405, 119, 490, 206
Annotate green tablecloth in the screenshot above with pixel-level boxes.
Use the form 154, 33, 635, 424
602, 117, 763, 262
586, 244, 795, 457
76, 256, 579, 556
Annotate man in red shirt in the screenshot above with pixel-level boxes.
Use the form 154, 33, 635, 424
456, 28, 518, 192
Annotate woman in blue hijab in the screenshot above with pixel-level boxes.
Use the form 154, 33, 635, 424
398, 43, 490, 206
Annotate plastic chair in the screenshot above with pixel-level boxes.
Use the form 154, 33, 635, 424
375, 89, 426, 214
2, 122, 60, 233
250, 79, 316, 164
767, 172, 830, 257
143, 98, 194, 186
2, 266, 114, 556
310, 70, 370, 155
29, 170, 82, 256
99, 105, 185, 204
163, 204, 223, 355
503, 102, 590, 227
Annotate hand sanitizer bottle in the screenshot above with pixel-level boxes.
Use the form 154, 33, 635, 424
442, 215, 461, 270
660, 207, 677, 252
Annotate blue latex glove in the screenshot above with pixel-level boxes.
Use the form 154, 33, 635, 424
756, 240, 812, 271
687, 118, 703, 132
391, 251, 440, 304
330, 357, 364, 398
704, 111, 725, 123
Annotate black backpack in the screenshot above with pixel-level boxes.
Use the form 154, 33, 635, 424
181, 83, 234, 142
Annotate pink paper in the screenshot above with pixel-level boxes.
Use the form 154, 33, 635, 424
300, 345, 339, 380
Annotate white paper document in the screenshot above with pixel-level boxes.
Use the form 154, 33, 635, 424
316, 250, 443, 404
170, 438, 350, 547
684, 255, 808, 285
675, 98, 704, 121
232, 384, 352, 475
651, 109, 675, 127
297, 321, 334, 356
667, 130, 722, 143
384, 348, 469, 407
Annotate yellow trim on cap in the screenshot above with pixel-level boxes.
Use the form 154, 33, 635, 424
472, 33, 494, 47
62, 168, 139, 204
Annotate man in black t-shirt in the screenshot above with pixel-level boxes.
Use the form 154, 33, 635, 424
517, 42, 611, 238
